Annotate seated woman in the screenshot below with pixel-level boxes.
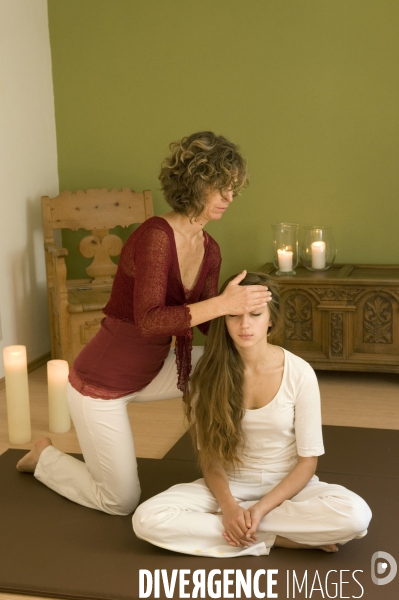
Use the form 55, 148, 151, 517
133, 272, 372, 557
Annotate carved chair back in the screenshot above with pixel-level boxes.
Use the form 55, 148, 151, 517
42, 187, 153, 285
41, 187, 153, 364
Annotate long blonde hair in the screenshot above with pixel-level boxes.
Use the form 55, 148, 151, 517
186, 272, 282, 470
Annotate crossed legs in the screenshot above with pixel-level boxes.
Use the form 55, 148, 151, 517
133, 474, 372, 557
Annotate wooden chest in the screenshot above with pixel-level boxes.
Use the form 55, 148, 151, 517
259, 264, 399, 373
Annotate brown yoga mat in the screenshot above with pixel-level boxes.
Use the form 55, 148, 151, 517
0, 427, 398, 600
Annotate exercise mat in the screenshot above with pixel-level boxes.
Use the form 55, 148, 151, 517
0, 426, 398, 600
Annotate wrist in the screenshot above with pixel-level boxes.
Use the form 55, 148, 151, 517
214, 294, 227, 318
220, 497, 239, 513
257, 496, 272, 516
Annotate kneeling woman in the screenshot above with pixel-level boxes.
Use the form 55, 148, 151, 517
133, 273, 372, 557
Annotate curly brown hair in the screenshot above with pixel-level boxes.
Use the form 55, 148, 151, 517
159, 131, 248, 218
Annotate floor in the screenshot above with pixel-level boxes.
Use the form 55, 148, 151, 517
0, 365, 398, 600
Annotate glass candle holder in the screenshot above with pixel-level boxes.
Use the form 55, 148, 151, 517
300, 226, 337, 271
272, 222, 299, 276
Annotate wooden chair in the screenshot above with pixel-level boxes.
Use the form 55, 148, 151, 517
41, 188, 153, 366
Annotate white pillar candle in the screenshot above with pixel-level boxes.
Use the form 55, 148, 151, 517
311, 241, 326, 269
3, 345, 31, 444
47, 360, 71, 433
277, 248, 293, 272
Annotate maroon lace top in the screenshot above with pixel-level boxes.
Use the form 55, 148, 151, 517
69, 217, 221, 399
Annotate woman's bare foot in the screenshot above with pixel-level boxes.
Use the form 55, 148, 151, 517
16, 438, 53, 473
274, 535, 338, 553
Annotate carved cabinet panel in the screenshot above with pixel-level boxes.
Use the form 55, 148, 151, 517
285, 293, 313, 341
277, 290, 324, 356
330, 312, 344, 358
354, 291, 399, 357
261, 263, 399, 373
363, 294, 393, 344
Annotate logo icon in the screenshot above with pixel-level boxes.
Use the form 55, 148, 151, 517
371, 551, 397, 585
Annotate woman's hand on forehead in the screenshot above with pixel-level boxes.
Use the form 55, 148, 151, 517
220, 271, 272, 315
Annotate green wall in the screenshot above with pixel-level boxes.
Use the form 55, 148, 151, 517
48, 0, 399, 284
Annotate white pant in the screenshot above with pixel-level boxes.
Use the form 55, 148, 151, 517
34, 347, 203, 515
133, 470, 372, 558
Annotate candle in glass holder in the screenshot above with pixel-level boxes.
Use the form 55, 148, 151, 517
47, 360, 71, 433
3, 345, 31, 444
277, 247, 293, 272
311, 241, 326, 269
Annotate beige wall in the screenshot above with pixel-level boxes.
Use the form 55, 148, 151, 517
0, 0, 58, 377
